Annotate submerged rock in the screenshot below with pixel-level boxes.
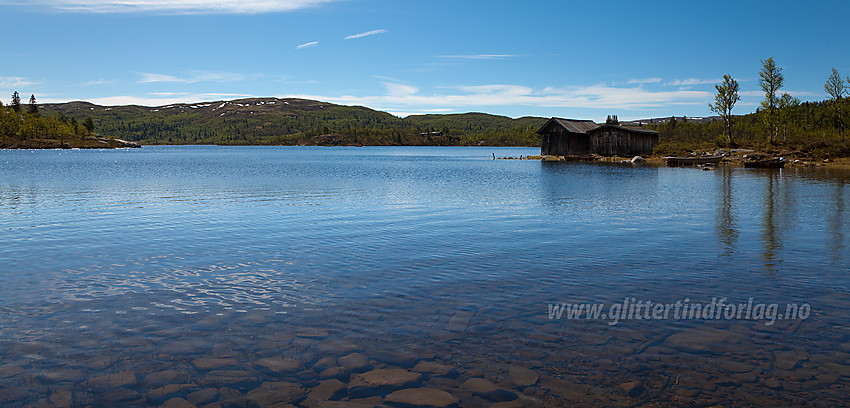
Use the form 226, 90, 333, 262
312, 356, 338, 373
255, 356, 304, 374
0, 365, 24, 379
161, 397, 194, 408
303, 379, 346, 407
348, 368, 423, 397
319, 366, 350, 381
413, 361, 458, 378
507, 366, 538, 388
245, 381, 305, 406
86, 370, 137, 390
142, 370, 189, 388
384, 387, 459, 407
338, 353, 372, 373
186, 388, 218, 405
619, 381, 645, 397
192, 357, 240, 371
460, 378, 518, 401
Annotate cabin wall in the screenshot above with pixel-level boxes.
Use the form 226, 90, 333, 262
589, 128, 658, 156
541, 130, 590, 155
539, 122, 592, 155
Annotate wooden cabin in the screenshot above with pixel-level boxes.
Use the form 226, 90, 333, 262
538, 118, 659, 156
538, 118, 599, 156
587, 125, 659, 156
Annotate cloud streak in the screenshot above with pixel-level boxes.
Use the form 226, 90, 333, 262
20, 0, 339, 14
664, 78, 722, 86
296, 41, 319, 49
439, 54, 518, 60
0, 76, 39, 88
345, 29, 387, 40
285, 82, 713, 113
627, 77, 663, 84
138, 71, 246, 84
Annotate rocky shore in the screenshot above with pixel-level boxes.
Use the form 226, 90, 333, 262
0, 136, 141, 149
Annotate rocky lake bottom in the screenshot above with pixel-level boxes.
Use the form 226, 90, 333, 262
1, 146, 849, 406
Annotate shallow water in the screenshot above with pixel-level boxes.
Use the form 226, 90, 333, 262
1, 146, 849, 406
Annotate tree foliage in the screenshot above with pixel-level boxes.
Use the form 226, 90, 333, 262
11, 92, 21, 113
27, 94, 39, 116
824, 68, 847, 141
709, 74, 741, 146
759, 57, 784, 144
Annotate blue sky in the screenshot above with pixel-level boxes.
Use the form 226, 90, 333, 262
1, 0, 849, 121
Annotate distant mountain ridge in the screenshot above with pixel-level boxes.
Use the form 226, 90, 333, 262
41, 98, 548, 146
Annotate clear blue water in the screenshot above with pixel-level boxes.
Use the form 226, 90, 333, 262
1, 146, 849, 406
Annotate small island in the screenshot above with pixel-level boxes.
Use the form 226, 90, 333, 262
1, 92, 139, 149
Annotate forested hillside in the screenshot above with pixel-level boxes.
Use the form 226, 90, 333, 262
40, 98, 547, 146
650, 98, 850, 158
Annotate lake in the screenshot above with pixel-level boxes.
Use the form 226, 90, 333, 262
1, 145, 848, 407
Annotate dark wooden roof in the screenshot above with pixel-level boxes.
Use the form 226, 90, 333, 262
588, 124, 660, 135
537, 117, 599, 134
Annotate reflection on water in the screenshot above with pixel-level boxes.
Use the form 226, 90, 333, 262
716, 166, 737, 257
1, 146, 849, 406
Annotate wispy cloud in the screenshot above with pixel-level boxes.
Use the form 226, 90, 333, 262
627, 77, 663, 84
345, 29, 387, 40
664, 78, 721, 86
21, 0, 339, 14
284, 82, 713, 113
139, 73, 185, 83
296, 41, 319, 49
138, 71, 245, 84
85, 79, 115, 86
0, 76, 40, 88
45, 93, 257, 107
439, 54, 518, 60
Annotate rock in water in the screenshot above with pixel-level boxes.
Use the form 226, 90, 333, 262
461, 378, 518, 401
508, 366, 538, 387
631, 156, 646, 163
385, 388, 459, 407
348, 368, 423, 398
